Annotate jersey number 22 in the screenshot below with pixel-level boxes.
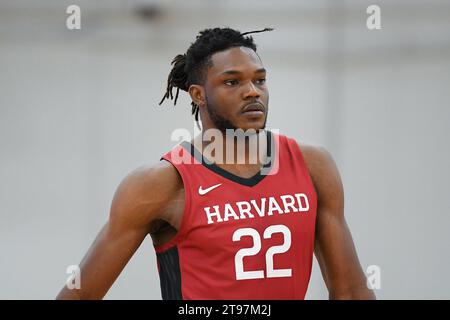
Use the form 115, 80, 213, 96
232, 224, 292, 280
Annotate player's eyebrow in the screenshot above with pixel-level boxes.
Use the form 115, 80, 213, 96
220, 68, 266, 76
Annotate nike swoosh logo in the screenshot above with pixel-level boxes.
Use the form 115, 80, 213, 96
198, 183, 222, 195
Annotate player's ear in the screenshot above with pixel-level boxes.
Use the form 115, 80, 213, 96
188, 84, 205, 107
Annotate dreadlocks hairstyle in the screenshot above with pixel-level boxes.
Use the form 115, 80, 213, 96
158, 27, 273, 128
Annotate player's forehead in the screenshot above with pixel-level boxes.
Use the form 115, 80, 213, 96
207, 46, 264, 78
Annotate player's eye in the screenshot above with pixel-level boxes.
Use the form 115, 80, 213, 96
224, 79, 239, 86
256, 78, 266, 85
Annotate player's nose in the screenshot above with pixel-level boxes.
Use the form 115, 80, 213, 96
242, 81, 260, 100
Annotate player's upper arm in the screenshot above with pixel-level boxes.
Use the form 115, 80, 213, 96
56, 160, 182, 299
300, 143, 375, 299
300, 144, 344, 218
108, 160, 181, 236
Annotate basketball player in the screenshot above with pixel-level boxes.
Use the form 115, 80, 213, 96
56, 27, 375, 300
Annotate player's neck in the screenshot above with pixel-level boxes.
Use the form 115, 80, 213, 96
192, 128, 269, 175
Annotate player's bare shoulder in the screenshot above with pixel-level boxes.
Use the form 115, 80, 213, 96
298, 143, 334, 178
109, 160, 184, 234
297, 142, 344, 210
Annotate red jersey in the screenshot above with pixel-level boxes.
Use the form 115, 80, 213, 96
154, 131, 317, 300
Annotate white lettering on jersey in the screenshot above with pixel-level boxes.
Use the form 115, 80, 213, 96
279, 195, 298, 213
251, 198, 266, 218
236, 201, 254, 219
204, 193, 310, 224
223, 203, 239, 222
204, 205, 223, 224
267, 197, 284, 216
295, 193, 310, 212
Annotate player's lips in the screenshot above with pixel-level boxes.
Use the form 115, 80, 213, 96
241, 102, 265, 115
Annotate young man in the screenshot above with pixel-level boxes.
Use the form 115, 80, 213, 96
57, 27, 375, 300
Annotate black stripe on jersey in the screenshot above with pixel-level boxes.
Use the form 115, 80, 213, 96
181, 130, 275, 187
156, 246, 182, 300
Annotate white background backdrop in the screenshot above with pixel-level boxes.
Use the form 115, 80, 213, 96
1, 0, 449, 299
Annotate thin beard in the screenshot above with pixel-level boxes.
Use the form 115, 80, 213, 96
205, 95, 237, 133
205, 95, 268, 133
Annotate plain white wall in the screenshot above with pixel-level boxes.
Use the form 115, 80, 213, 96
0, 0, 449, 299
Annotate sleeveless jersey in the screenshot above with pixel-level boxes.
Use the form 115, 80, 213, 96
154, 131, 317, 300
